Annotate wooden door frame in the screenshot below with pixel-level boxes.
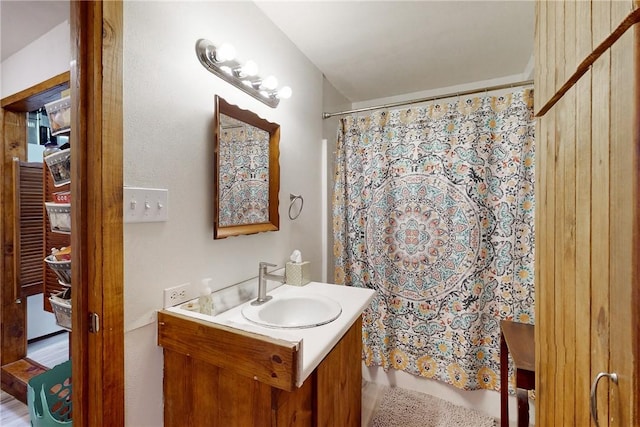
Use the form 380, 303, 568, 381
70, 1, 124, 425
1, 1, 124, 424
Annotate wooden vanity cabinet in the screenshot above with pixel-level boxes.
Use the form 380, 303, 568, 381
158, 311, 362, 427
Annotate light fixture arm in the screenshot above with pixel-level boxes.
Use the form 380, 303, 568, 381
196, 39, 281, 108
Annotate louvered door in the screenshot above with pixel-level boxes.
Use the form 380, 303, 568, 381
12, 159, 44, 299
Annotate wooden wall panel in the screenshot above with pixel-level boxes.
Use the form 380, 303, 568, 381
590, 3, 612, 426
536, 0, 639, 424
534, 1, 543, 110
632, 5, 640, 424
533, 118, 549, 427
553, 100, 567, 424
608, 2, 637, 425
574, 2, 593, 424
533, 2, 547, 425
555, 2, 566, 88
553, 4, 567, 423
560, 2, 577, 422
534, 0, 555, 424
532, 0, 544, 419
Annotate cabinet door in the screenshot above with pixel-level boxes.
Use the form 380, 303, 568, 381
315, 318, 362, 427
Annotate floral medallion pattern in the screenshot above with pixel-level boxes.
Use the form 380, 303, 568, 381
365, 174, 482, 301
333, 89, 535, 391
219, 120, 270, 227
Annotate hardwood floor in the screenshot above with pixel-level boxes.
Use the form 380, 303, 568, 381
0, 333, 69, 427
0, 389, 30, 427
27, 332, 69, 368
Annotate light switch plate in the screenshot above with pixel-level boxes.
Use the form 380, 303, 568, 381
124, 187, 169, 223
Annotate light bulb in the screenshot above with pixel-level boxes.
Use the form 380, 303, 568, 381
215, 43, 236, 62
242, 80, 253, 87
241, 60, 259, 77
277, 86, 292, 99
260, 90, 270, 98
220, 65, 233, 75
261, 75, 278, 90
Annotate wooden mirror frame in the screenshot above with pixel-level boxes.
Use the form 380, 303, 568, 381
214, 96, 280, 239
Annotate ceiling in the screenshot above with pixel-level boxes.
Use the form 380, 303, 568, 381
1, 1, 534, 104
256, 1, 534, 102
0, 0, 69, 61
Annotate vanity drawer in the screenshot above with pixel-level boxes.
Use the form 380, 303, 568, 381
158, 311, 299, 391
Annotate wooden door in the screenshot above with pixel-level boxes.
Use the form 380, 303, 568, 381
534, 1, 639, 425
0, 0, 124, 423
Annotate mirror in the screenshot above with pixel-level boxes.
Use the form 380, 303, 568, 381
214, 95, 280, 239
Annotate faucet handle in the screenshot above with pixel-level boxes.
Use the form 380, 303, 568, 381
259, 262, 277, 269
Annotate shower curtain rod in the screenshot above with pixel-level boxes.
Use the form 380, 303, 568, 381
322, 79, 534, 119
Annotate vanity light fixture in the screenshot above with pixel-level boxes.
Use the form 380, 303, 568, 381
196, 39, 292, 108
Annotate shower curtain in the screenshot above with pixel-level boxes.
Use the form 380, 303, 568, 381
333, 89, 535, 391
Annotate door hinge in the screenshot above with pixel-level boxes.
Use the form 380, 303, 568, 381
89, 312, 100, 333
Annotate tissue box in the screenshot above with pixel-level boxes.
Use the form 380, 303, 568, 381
286, 261, 311, 286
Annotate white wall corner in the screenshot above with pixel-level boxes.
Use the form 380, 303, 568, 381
523, 53, 535, 81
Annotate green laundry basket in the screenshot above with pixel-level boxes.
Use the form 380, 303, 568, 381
28, 360, 72, 426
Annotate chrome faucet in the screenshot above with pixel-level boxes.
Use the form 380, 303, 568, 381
252, 262, 285, 305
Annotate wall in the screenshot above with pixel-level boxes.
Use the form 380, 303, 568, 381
122, 2, 328, 425
321, 78, 351, 281
26, 294, 61, 340
0, 20, 70, 98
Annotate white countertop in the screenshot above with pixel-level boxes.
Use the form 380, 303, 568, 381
166, 282, 375, 387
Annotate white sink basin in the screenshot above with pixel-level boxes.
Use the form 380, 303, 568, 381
241, 293, 342, 328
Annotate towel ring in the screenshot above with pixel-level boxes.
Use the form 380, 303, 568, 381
288, 194, 304, 220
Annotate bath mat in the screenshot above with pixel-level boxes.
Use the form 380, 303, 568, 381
369, 386, 495, 427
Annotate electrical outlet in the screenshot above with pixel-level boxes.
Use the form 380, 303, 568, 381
163, 283, 191, 308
